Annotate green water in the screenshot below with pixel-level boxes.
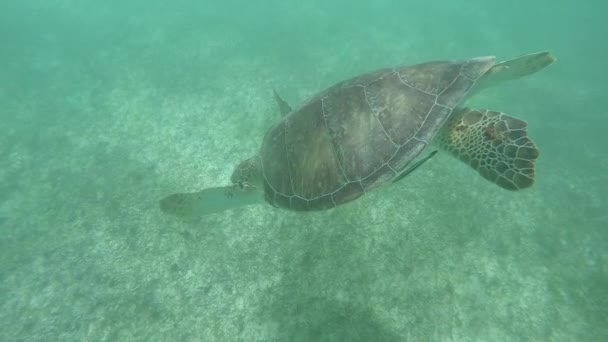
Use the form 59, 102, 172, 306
1, 0, 606, 340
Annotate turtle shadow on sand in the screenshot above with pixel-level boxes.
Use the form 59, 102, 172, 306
260, 295, 401, 342
246, 214, 415, 341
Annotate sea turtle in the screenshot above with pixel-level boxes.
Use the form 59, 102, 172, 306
160, 51, 555, 218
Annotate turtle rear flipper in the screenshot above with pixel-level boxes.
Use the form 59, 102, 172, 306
160, 184, 264, 218
273, 89, 292, 117
438, 108, 539, 190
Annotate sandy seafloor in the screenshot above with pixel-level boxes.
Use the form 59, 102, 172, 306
1, 1, 606, 340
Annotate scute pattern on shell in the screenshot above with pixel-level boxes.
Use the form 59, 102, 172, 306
260, 57, 496, 211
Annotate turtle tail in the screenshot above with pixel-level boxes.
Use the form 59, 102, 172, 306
437, 108, 539, 190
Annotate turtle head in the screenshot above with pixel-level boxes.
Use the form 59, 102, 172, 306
230, 156, 261, 186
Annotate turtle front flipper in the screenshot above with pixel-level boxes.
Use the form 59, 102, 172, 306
438, 108, 539, 190
160, 184, 264, 218
476, 51, 555, 90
